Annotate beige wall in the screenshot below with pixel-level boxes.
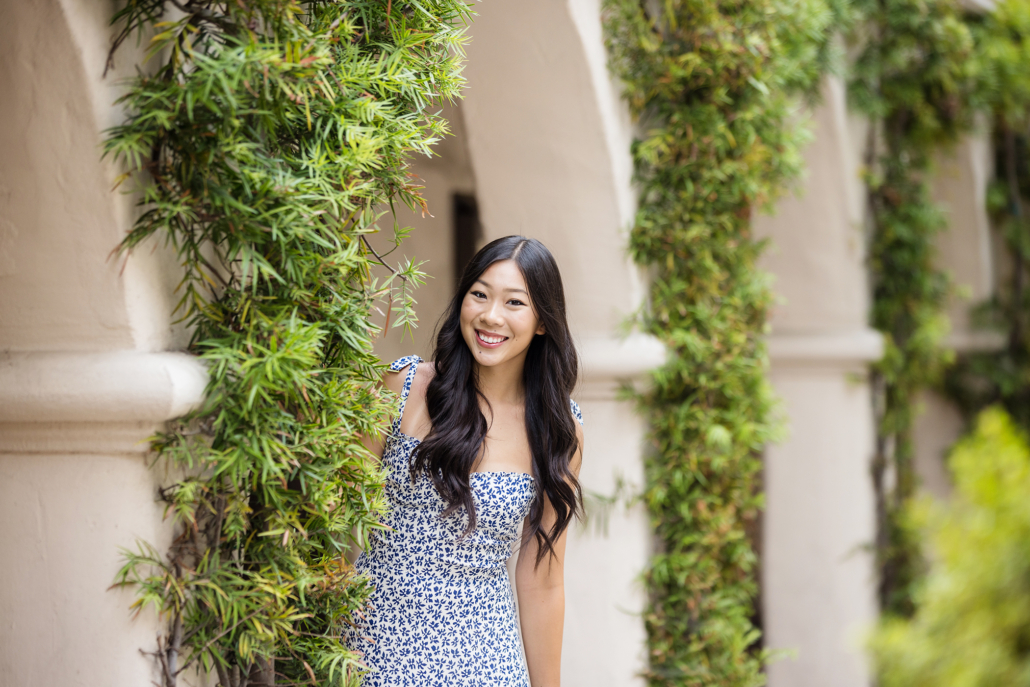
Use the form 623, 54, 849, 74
0, 452, 169, 686
0, 3, 206, 687
0, 0, 135, 351
0, 0, 188, 354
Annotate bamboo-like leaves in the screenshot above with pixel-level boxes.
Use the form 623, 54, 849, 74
105, 1, 470, 685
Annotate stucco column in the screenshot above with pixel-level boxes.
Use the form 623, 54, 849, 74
912, 131, 1002, 500
459, 1, 656, 684
561, 336, 663, 687
0, 2, 208, 686
0, 354, 206, 687
755, 77, 881, 687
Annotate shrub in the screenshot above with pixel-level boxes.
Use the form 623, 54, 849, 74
104, 2, 471, 685
871, 407, 1030, 686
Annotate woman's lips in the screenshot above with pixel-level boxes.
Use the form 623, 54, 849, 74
476, 329, 509, 348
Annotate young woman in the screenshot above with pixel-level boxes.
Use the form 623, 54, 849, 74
344, 236, 585, 686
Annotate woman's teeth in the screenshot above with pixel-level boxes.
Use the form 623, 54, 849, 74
478, 331, 507, 344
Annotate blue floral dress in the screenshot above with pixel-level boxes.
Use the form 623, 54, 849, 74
344, 356, 582, 686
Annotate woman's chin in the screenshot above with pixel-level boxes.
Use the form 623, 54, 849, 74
472, 348, 505, 365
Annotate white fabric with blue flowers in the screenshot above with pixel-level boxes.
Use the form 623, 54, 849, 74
344, 355, 583, 686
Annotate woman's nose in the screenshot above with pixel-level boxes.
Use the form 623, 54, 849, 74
481, 300, 505, 325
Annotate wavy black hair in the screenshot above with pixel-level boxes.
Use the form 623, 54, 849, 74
410, 235, 582, 564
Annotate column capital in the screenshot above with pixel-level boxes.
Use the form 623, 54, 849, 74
0, 351, 207, 453
768, 329, 885, 371
576, 334, 666, 401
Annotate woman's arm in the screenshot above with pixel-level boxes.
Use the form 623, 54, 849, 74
516, 423, 584, 687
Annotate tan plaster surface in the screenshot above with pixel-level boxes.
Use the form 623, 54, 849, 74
0, 452, 169, 687
0, 0, 134, 350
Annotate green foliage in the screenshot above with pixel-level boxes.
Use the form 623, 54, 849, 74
602, 0, 837, 683
104, 2, 470, 685
847, 0, 979, 617
946, 0, 1030, 432
870, 407, 1030, 686
970, 0, 1030, 124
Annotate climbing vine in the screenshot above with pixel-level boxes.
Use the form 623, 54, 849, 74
945, 0, 1030, 431
847, 0, 979, 617
104, 2, 469, 686
864, 2, 1030, 678
603, 0, 838, 683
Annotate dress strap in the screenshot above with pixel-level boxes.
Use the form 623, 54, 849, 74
570, 398, 584, 426
389, 355, 422, 435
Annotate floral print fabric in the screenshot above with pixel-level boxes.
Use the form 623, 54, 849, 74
344, 356, 582, 686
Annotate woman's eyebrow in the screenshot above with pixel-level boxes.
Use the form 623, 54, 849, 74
474, 279, 528, 296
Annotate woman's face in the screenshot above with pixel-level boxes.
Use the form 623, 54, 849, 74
460, 259, 545, 370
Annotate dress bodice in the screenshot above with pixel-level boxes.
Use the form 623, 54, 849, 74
368, 355, 539, 578
373, 429, 537, 576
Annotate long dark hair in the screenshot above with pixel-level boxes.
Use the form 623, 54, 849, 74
411, 235, 582, 564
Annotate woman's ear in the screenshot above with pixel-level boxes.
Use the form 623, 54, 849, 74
536, 324, 546, 336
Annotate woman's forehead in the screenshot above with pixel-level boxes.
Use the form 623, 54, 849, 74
474, 260, 529, 294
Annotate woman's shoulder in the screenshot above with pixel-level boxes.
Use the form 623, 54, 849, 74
569, 397, 585, 473
569, 398, 584, 426
382, 355, 436, 398
411, 358, 436, 397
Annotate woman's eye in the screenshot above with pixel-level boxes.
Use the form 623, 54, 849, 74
470, 290, 486, 299
508, 299, 526, 306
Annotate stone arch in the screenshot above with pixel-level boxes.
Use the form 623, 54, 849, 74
373, 4, 661, 684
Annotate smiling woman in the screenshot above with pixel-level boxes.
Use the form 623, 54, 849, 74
344, 236, 585, 687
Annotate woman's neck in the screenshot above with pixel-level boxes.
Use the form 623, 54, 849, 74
475, 356, 526, 406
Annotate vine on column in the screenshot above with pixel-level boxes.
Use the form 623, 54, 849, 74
602, 0, 838, 682
945, 0, 1030, 430
847, 0, 978, 617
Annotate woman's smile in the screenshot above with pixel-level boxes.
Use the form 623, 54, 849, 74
475, 329, 509, 347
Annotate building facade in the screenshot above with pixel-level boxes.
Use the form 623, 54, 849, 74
0, 1, 995, 686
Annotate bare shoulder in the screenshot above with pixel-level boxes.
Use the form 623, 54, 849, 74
413, 359, 437, 388
380, 359, 432, 393
405, 360, 435, 404
381, 364, 409, 396
381, 360, 435, 437
398, 360, 436, 437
